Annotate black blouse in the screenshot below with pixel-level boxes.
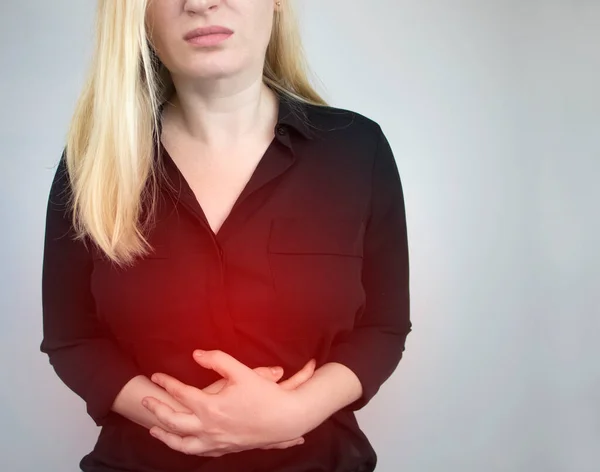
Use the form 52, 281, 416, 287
40, 93, 411, 472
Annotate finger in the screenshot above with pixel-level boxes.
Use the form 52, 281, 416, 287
278, 359, 316, 390
150, 372, 211, 411
192, 349, 255, 385
260, 437, 305, 450
202, 378, 228, 394
254, 366, 284, 381
149, 424, 239, 458
202, 366, 280, 395
142, 397, 202, 436
148, 426, 206, 456
173, 404, 195, 414
200, 451, 226, 457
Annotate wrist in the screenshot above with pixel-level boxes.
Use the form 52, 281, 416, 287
286, 388, 323, 436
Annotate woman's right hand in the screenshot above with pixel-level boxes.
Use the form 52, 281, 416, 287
201, 358, 317, 451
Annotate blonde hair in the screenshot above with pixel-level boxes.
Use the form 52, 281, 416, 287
63, 0, 328, 267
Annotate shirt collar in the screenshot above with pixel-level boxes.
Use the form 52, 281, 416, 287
275, 92, 316, 141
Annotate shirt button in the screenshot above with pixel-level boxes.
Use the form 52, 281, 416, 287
276, 125, 287, 136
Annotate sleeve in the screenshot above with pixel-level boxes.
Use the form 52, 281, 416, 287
325, 124, 412, 411
39, 150, 144, 427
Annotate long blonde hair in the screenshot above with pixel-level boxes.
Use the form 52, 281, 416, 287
64, 0, 328, 268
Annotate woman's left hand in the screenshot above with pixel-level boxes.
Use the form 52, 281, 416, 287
141, 349, 309, 457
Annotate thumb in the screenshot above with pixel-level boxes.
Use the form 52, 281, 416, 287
278, 358, 316, 390
193, 349, 254, 384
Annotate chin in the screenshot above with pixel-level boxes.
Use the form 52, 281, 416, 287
187, 56, 242, 78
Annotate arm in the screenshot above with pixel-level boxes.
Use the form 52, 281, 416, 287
112, 374, 193, 430
290, 362, 363, 432
39, 150, 188, 429
294, 124, 412, 421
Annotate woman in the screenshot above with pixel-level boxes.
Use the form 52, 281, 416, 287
40, 1, 411, 471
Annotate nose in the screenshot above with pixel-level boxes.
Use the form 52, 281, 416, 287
183, 0, 222, 15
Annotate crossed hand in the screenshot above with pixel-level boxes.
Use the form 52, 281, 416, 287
142, 350, 317, 457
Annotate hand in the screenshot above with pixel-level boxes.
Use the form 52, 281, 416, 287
200, 359, 317, 451
159, 359, 316, 452
142, 352, 316, 457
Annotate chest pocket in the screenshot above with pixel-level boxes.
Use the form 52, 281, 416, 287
266, 216, 366, 338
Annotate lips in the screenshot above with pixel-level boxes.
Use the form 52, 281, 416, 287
184, 25, 234, 40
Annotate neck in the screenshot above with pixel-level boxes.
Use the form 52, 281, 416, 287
162, 79, 279, 150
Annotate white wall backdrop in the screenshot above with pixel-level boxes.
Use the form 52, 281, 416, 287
1, 1, 598, 471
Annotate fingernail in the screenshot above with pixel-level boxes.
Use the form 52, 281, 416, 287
194, 350, 205, 357
271, 366, 282, 375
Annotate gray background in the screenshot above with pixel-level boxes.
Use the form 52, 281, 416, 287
1, 1, 598, 471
